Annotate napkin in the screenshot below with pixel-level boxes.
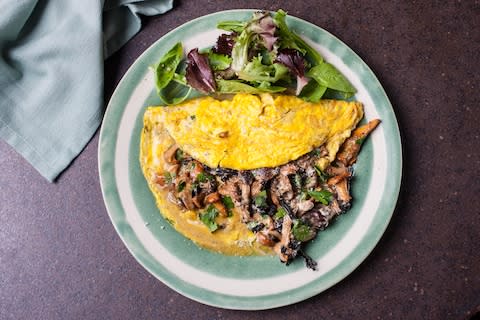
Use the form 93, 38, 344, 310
0, 0, 173, 182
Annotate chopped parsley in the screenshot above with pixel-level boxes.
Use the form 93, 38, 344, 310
196, 172, 211, 183
221, 196, 234, 216
299, 191, 308, 201
314, 165, 329, 183
292, 219, 315, 242
275, 207, 287, 219
307, 189, 332, 205
177, 180, 186, 192
199, 204, 219, 232
293, 174, 302, 189
253, 190, 267, 207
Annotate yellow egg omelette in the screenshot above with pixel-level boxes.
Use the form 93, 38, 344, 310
140, 93, 364, 255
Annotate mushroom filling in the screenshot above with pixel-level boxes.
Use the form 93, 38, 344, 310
154, 145, 353, 270
152, 120, 379, 270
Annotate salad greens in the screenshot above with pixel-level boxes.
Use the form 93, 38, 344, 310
199, 204, 219, 232
152, 9, 356, 104
152, 42, 192, 105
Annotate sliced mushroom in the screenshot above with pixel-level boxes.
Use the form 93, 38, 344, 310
270, 174, 294, 207
256, 230, 277, 247
178, 182, 195, 210
303, 166, 318, 189
164, 144, 179, 164
337, 119, 380, 166
274, 214, 294, 263
279, 163, 298, 175
218, 176, 251, 222
192, 193, 205, 208
334, 178, 351, 203
295, 199, 315, 215
204, 192, 221, 204
190, 160, 204, 180
151, 172, 169, 188
251, 167, 279, 182
250, 180, 263, 197
212, 201, 228, 217
167, 191, 183, 207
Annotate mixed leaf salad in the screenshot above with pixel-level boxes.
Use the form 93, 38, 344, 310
153, 9, 356, 104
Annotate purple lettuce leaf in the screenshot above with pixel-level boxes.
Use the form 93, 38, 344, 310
213, 33, 236, 56
275, 48, 309, 95
185, 48, 217, 94
249, 11, 278, 51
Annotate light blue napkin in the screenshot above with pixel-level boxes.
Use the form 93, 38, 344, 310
0, 0, 173, 181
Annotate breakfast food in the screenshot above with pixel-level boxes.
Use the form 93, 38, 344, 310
140, 93, 379, 269
141, 10, 381, 269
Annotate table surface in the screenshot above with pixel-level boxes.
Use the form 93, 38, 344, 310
1, 1, 479, 319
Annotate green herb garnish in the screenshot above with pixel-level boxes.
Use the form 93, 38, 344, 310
199, 204, 219, 232
196, 172, 207, 183
253, 190, 267, 207
275, 207, 287, 219
177, 181, 186, 192
292, 219, 316, 242
314, 165, 329, 183
307, 189, 332, 205
221, 196, 235, 216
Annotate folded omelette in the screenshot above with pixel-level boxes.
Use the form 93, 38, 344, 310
140, 93, 364, 257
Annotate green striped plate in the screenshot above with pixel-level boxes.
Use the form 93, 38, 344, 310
98, 9, 402, 310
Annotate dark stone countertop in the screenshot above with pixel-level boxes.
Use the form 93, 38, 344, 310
1, 1, 479, 319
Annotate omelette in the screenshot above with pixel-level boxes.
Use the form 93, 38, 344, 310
140, 93, 378, 267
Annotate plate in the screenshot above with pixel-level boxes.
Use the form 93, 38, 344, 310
98, 9, 402, 310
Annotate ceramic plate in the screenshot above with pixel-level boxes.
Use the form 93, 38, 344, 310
98, 9, 402, 310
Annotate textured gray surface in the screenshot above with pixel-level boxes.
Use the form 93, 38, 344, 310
1, 1, 480, 319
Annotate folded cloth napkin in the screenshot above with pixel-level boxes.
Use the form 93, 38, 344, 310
0, 0, 173, 181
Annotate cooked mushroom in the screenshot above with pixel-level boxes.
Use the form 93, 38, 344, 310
337, 119, 380, 166
270, 174, 294, 206
191, 192, 205, 208
218, 176, 251, 222
274, 214, 293, 263
303, 166, 318, 189
164, 144, 179, 164
158, 122, 376, 269
212, 201, 228, 217
151, 172, 169, 188
292, 198, 315, 215
256, 229, 278, 247
178, 182, 195, 210
204, 192, 221, 204
279, 163, 298, 176
251, 167, 279, 182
